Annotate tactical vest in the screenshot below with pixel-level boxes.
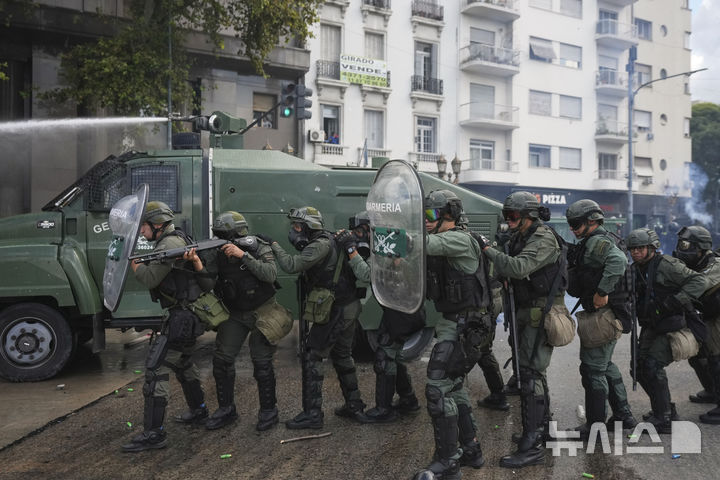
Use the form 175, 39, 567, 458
216, 238, 275, 312
151, 229, 203, 308
699, 255, 720, 316
426, 230, 490, 314
305, 232, 357, 305
635, 254, 685, 332
509, 222, 568, 307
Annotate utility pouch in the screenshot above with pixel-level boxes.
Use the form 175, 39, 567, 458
576, 307, 622, 348
445, 281, 463, 303
167, 308, 204, 346
303, 287, 336, 325
189, 291, 230, 330
544, 303, 576, 347
668, 328, 700, 361
529, 307, 543, 328
427, 271, 442, 301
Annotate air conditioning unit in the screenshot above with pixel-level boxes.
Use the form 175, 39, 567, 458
646, 132, 654, 141
642, 177, 654, 185
308, 129, 325, 143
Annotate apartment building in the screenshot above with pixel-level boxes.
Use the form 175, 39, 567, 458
303, 0, 693, 231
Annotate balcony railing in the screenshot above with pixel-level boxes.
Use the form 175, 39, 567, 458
597, 169, 627, 180
320, 144, 346, 155
466, 0, 517, 8
412, 0, 444, 20
595, 19, 638, 40
316, 60, 340, 80
460, 102, 519, 124
595, 120, 630, 137
363, 0, 391, 8
596, 69, 628, 88
411, 75, 444, 95
460, 44, 520, 68
357, 147, 391, 164
469, 159, 519, 171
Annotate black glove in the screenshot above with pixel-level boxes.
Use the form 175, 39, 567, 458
256, 233, 274, 244
335, 230, 357, 253
475, 234, 490, 250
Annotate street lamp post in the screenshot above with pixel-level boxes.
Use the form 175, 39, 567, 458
451, 155, 462, 184
436, 154, 447, 180
625, 44, 705, 233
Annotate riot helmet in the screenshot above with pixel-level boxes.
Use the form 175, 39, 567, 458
424, 190, 463, 233
143, 201, 174, 241
565, 199, 604, 233
673, 225, 712, 268
502, 191, 540, 230
212, 211, 249, 240
287, 206, 323, 251
626, 228, 661, 250
349, 211, 371, 259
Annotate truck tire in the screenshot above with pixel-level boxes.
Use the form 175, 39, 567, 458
365, 326, 435, 363
0, 303, 74, 382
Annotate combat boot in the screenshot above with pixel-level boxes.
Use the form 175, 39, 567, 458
122, 396, 168, 453
457, 404, 485, 469
176, 378, 208, 424
394, 394, 421, 414
501, 374, 546, 469
254, 361, 279, 431
645, 377, 673, 434
357, 373, 399, 424
642, 402, 678, 421
394, 364, 421, 414
206, 359, 238, 430
699, 355, 720, 424
423, 415, 461, 480
689, 355, 715, 403
286, 353, 324, 430
477, 392, 510, 411
333, 363, 365, 421
503, 374, 521, 396
606, 377, 637, 430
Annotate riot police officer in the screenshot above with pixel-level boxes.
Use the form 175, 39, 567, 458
481, 191, 567, 468
414, 189, 490, 479
627, 228, 705, 433
122, 201, 214, 452
263, 207, 365, 429
336, 212, 423, 424
565, 200, 637, 436
203, 211, 289, 432
672, 225, 720, 424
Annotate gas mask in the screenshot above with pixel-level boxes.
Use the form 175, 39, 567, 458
353, 226, 371, 260
673, 239, 700, 268
289, 223, 310, 251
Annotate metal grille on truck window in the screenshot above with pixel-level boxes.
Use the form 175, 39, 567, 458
85, 157, 127, 211
131, 165, 179, 211
467, 220, 491, 236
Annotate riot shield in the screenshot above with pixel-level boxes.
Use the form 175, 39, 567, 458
366, 160, 425, 314
103, 183, 149, 311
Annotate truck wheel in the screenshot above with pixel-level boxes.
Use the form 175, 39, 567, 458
366, 326, 435, 363
0, 303, 74, 382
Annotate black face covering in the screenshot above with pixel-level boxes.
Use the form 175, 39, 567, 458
289, 225, 310, 251
352, 226, 371, 260
673, 243, 700, 268
212, 229, 240, 241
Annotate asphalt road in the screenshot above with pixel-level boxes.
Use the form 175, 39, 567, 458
1, 316, 719, 480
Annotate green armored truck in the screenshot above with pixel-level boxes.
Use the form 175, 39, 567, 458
0, 112, 502, 382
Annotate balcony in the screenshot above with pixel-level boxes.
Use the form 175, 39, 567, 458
459, 44, 520, 77
461, 0, 520, 22
412, 0, 444, 20
462, 159, 519, 185
313, 143, 350, 166
315, 60, 349, 98
361, 0, 392, 25
595, 120, 630, 144
593, 169, 637, 191
357, 147, 391, 166
410, 75, 444, 110
409, 152, 444, 174
595, 70, 628, 97
595, 19, 638, 50
602, 0, 637, 6
459, 102, 519, 130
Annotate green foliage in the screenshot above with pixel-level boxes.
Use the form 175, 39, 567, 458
40, 0, 321, 116
691, 102, 720, 198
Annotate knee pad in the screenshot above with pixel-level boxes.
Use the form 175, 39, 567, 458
427, 340, 462, 381
425, 384, 445, 418
374, 348, 390, 375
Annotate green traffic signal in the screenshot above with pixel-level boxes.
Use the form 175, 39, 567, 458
281, 106, 293, 117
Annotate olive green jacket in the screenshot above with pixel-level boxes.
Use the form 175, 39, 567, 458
579, 226, 628, 296
635, 253, 706, 310
484, 221, 559, 280
202, 239, 277, 284
348, 254, 371, 284
272, 235, 331, 274
426, 228, 481, 274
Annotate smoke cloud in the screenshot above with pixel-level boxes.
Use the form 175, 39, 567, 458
684, 162, 713, 225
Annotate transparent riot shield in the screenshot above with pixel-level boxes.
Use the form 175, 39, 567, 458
103, 183, 149, 312
366, 160, 425, 314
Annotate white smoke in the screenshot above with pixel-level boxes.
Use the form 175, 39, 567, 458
684, 163, 713, 225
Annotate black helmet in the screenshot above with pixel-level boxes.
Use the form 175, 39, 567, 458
212, 211, 249, 239
349, 211, 370, 230
677, 225, 713, 251
424, 190, 463, 221
626, 228, 661, 249
502, 191, 540, 220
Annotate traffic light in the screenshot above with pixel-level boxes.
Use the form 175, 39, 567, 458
280, 83, 295, 118
295, 84, 313, 120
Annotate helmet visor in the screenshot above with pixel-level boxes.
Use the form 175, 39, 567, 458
568, 218, 584, 231
502, 209, 521, 222
425, 208, 442, 222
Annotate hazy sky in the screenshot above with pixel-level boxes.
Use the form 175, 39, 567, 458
690, 0, 720, 104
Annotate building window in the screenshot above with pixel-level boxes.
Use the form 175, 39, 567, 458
598, 153, 617, 177
684, 117, 691, 137
559, 95, 582, 119
321, 24, 341, 61
635, 63, 652, 86
684, 31, 691, 50
529, 90, 551, 116
529, 144, 551, 168
635, 18, 652, 41
634, 110, 652, 132
598, 10, 618, 35
415, 116, 437, 153
634, 156, 653, 177
560, 0, 582, 18
559, 43, 582, 69
470, 140, 494, 169
529, 36, 556, 63
559, 147, 581, 170
364, 110, 384, 148
415, 41, 438, 81
321, 104, 341, 143
252, 93, 277, 129
365, 32, 385, 60
470, 83, 495, 119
